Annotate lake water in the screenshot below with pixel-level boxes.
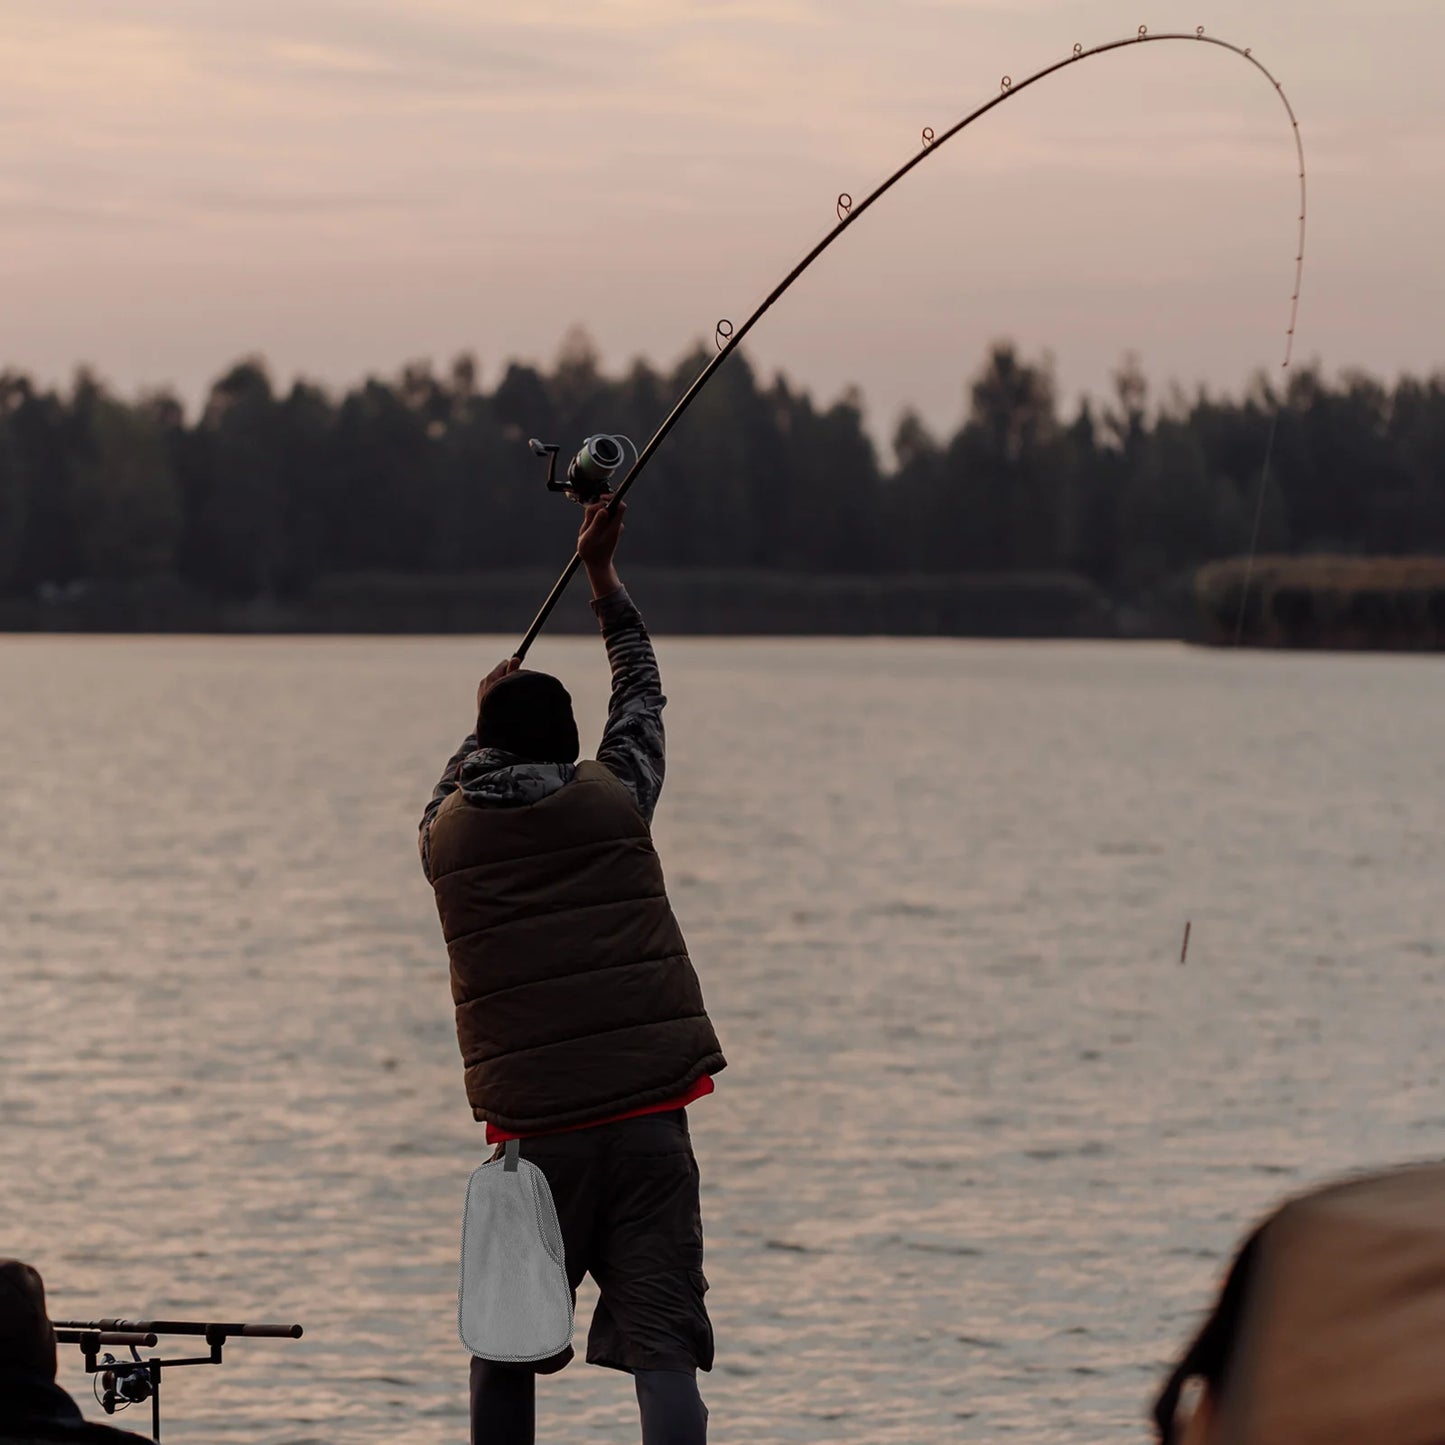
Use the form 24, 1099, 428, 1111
1, 635, 1442, 1445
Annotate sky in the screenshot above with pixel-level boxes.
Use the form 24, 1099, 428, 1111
3, 0, 1443, 455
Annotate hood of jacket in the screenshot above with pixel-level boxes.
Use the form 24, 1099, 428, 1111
455, 747, 575, 808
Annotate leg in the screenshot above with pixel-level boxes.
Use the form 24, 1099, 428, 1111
587, 1113, 715, 1376
470, 1356, 536, 1445
467, 1127, 598, 1443
634, 1368, 708, 1445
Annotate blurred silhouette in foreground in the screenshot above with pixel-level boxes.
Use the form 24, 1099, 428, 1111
1152, 1161, 1445, 1444
0, 1259, 153, 1444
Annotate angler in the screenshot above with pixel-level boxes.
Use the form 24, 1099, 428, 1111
415, 28, 1307, 1445
419, 500, 726, 1445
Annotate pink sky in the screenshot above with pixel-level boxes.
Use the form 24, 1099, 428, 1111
3, 0, 1442, 452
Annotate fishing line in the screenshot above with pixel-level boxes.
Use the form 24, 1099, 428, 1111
1231, 45, 1307, 648
514, 24, 1308, 661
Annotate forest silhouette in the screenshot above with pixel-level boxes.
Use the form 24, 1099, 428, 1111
2, 332, 1442, 633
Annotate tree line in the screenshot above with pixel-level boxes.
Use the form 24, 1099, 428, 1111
2, 332, 1443, 604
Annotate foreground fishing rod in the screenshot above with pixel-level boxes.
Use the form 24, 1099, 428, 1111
514, 24, 1306, 659
51, 1316, 303, 1441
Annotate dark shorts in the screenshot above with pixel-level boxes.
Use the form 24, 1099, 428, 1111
481, 1108, 714, 1376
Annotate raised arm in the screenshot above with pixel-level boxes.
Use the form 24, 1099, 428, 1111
578, 502, 666, 825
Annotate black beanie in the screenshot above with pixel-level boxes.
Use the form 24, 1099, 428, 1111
477, 669, 579, 764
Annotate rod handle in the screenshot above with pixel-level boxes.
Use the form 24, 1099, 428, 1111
53, 1328, 159, 1347
74, 1318, 304, 1340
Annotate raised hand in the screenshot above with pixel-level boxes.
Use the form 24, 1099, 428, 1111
578, 500, 626, 598
477, 655, 521, 712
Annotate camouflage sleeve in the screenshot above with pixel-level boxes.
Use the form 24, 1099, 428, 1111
418, 732, 477, 881
593, 585, 666, 824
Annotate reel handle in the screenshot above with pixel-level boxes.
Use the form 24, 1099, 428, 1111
515, 429, 633, 656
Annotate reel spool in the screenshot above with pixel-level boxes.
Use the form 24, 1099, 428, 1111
529, 434, 628, 505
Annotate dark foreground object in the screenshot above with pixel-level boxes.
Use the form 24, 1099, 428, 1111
1196, 555, 1445, 649
1154, 1160, 1445, 1443
0, 1259, 153, 1444
0, 1373, 154, 1445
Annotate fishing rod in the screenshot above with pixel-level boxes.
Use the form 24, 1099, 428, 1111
51, 1315, 303, 1441
513, 25, 1306, 660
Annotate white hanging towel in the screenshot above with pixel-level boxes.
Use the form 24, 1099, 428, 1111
459, 1138, 574, 1363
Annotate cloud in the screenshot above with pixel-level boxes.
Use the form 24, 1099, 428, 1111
2, 0, 1442, 436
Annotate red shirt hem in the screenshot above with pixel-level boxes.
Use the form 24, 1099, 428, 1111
484, 1074, 714, 1144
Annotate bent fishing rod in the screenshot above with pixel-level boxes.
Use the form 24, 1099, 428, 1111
513, 25, 1307, 660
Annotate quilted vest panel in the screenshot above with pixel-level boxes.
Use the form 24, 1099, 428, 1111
428, 761, 726, 1131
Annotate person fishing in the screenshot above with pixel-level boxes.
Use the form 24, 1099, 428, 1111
0, 1260, 154, 1444
418, 500, 727, 1445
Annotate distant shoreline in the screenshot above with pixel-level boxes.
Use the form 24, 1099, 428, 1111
1195, 556, 1445, 651
0, 567, 1161, 640
6, 561, 1444, 648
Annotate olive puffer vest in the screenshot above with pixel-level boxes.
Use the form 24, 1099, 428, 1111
426, 760, 726, 1133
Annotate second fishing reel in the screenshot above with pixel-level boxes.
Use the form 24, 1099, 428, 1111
528, 433, 632, 505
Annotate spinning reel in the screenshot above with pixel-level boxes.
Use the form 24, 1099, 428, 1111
528, 433, 633, 505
